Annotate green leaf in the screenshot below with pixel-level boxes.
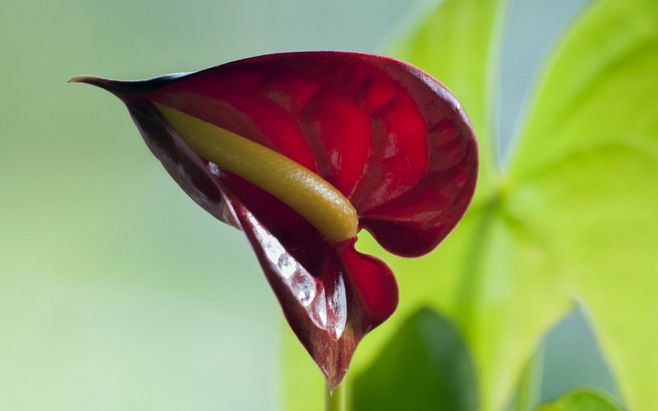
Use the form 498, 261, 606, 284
368, 1, 657, 411
363, 192, 570, 411
513, 0, 658, 175
509, 1, 658, 409
353, 308, 477, 411
536, 390, 623, 411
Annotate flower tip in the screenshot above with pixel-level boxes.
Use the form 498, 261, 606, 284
68, 75, 113, 89
68, 75, 87, 84
68, 76, 140, 99
68, 75, 97, 84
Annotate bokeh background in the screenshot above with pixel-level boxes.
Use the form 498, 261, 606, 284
0, 0, 619, 409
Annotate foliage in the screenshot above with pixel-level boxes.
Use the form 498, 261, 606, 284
285, 0, 658, 410
353, 308, 477, 411
536, 390, 622, 411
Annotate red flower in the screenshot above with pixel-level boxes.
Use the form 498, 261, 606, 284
73, 51, 477, 387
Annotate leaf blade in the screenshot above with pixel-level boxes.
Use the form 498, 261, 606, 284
511, 1, 658, 409
536, 389, 623, 411
378, 1, 658, 411
353, 308, 478, 411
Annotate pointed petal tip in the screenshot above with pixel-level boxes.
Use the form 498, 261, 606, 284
68, 75, 120, 93
69, 73, 189, 95
68, 75, 89, 83
69, 75, 103, 85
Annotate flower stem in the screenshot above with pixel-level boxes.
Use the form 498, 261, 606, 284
326, 381, 347, 411
515, 344, 545, 411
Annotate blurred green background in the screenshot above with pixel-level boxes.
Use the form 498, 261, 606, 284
0, 0, 622, 409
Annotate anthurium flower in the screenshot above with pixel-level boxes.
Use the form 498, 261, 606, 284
72, 51, 477, 387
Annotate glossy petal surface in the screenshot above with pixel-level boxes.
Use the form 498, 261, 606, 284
77, 51, 477, 386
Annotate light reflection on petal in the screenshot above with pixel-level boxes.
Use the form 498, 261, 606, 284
246, 211, 346, 337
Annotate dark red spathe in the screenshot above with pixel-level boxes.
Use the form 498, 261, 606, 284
77, 52, 477, 387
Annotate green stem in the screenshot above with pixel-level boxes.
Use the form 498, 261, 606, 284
326, 381, 347, 411
515, 344, 545, 411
